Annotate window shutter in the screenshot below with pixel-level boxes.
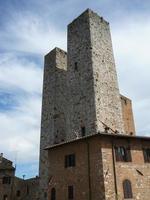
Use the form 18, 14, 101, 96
65, 155, 68, 168
114, 147, 120, 161
126, 147, 132, 162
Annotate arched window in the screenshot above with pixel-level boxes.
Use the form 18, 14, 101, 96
51, 188, 56, 200
123, 179, 133, 199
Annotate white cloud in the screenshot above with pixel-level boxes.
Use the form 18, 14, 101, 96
112, 15, 150, 136
0, 13, 66, 54
0, 95, 41, 164
0, 53, 42, 165
0, 53, 42, 93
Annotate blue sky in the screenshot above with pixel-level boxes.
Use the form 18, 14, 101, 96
0, 0, 150, 179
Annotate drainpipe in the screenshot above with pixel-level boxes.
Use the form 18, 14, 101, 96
86, 140, 92, 200
111, 140, 118, 200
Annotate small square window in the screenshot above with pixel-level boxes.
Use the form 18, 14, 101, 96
2, 177, 11, 184
65, 154, 75, 168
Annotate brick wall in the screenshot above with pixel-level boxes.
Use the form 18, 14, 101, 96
47, 135, 150, 200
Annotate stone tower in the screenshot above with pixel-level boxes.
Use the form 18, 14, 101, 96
39, 48, 68, 199
39, 9, 128, 199
67, 9, 124, 138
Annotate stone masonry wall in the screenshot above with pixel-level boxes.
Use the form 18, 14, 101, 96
67, 9, 97, 139
89, 10, 125, 134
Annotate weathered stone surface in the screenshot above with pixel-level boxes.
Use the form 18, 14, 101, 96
67, 9, 124, 139
39, 47, 67, 199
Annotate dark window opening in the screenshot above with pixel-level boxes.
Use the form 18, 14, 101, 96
3, 195, 8, 200
65, 154, 75, 168
2, 176, 11, 184
74, 62, 78, 71
81, 126, 86, 136
68, 186, 74, 199
143, 148, 150, 163
27, 185, 29, 195
115, 146, 131, 162
44, 192, 47, 198
51, 188, 56, 200
16, 190, 21, 197
130, 132, 133, 136
123, 179, 133, 199
124, 99, 127, 105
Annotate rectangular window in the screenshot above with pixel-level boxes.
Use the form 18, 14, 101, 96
74, 62, 78, 71
115, 146, 132, 162
16, 190, 21, 197
81, 126, 86, 137
65, 154, 75, 168
143, 148, 150, 163
68, 186, 74, 199
2, 176, 11, 184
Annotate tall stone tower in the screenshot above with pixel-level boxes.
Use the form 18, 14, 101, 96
67, 9, 124, 138
39, 9, 126, 200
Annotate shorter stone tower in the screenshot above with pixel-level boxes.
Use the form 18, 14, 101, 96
39, 48, 68, 199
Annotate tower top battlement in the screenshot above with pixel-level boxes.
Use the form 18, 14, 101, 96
68, 8, 109, 28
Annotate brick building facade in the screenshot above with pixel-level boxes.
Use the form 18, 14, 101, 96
46, 133, 150, 200
0, 153, 39, 200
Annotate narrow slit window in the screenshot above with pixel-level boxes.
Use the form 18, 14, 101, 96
74, 62, 78, 71
81, 126, 86, 136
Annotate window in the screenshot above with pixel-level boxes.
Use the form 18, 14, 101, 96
3, 195, 8, 200
65, 154, 75, 168
81, 126, 86, 137
2, 176, 11, 184
51, 188, 56, 200
16, 190, 21, 197
27, 185, 29, 195
74, 62, 78, 71
123, 179, 133, 199
115, 146, 131, 162
68, 186, 74, 199
44, 192, 47, 198
143, 148, 150, 163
